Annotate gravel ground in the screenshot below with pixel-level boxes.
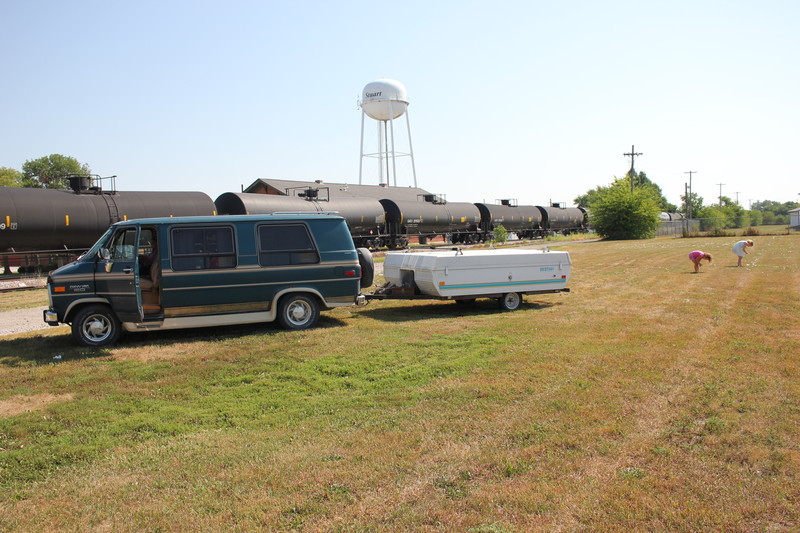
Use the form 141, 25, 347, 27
0, 277, 52, 337
0, 277, 47, 290
0, 306, 51, 336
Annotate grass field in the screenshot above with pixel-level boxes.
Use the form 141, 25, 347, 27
1, 234, 798, 531
0, 288, 48, 310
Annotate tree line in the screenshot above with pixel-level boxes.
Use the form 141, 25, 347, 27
574, 171, 799, 240
1, 154, 90, 189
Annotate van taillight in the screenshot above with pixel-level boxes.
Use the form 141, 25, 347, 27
344, 270, 356, 277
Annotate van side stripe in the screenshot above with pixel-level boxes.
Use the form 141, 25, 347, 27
163, 278, 354, 292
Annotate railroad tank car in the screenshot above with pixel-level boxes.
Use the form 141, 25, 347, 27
315, 197, 386, 246
537, 205, 587, 234
659, 211, 686, 222
379, 198, 482, 246
215, 192, 314, 216
0, 186, 216, 251
442, 201, 483, 243
514, 204, 547, 238
474, 202, 546, 238
215, 192, 387, 248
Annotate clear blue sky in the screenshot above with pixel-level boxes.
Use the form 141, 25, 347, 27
2, 0, 798, 208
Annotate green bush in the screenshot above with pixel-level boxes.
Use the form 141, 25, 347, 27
588, 179, 661, 240
492, 224, 509, 244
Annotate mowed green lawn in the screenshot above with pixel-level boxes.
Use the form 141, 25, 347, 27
1, 234, 798, 532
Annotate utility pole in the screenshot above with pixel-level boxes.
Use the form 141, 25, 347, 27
684, 183, 689, 229
716, 183, 725, 206
735, 191, 740, 205
685, 171, 697, 219
624, 145, 642, 192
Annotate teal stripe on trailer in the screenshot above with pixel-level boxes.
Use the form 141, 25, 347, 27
440, 278, 565, 291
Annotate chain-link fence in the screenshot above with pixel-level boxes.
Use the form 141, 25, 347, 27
658, 216, 794, 237
656, 219, 699, 236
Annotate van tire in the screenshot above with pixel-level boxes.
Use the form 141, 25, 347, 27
357, 248, 374, 289
71, 304, 122, 347
277, 294, 320, 330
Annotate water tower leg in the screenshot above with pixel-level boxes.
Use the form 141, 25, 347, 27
389, 102, 398, 187
405, 111, 417, 188
359, 110, 366, 185
378, 121, 385, 186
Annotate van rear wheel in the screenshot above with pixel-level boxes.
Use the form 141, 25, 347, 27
277, 294, 320, 330
71, 304, 121, 347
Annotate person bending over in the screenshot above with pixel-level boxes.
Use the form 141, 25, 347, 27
689, 250, 712, 273
732, 239, 754, 267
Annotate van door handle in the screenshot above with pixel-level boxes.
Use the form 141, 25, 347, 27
123, 268, 133, 274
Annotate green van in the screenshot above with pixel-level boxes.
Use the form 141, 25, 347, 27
44, 214, 372, 346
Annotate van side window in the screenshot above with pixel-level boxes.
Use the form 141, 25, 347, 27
258, 224, 319, 266
138, 228, 155, 259
110, 228, 137, 260
171, 226, 236, 271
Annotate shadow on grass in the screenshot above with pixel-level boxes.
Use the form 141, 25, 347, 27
119, 315, 349, 348
0, 332, 113, 366
0, 316, 349, 366
358, 299, 560, 323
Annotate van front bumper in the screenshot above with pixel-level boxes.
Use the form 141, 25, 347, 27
43, 310, 60, 326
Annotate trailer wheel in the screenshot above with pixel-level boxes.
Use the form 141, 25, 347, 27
499, 292, 522, 311
71, 304, 122, 347
277, 294, 320, 330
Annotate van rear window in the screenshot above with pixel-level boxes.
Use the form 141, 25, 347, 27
171, 226, 236, 270
258, 224, 319, 266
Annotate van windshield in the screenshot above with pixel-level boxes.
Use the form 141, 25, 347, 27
78, 227, 114, 261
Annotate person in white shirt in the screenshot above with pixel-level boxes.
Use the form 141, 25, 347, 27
732, 239, 754, 267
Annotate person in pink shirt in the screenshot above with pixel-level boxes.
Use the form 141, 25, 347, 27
689, 250, 712, 273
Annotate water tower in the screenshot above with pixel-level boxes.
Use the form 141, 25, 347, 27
358, 79, 417, 187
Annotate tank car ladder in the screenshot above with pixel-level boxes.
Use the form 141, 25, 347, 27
100, 192, 121, 223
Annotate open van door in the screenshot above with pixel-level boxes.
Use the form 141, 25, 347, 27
95, 226, 144, 323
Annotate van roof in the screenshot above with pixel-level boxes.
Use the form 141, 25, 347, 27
112, 213, 346, 226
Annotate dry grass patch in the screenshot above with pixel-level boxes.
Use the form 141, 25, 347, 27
0, 393, 75, 418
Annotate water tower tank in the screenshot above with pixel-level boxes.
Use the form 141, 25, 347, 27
361, 79, 408, 121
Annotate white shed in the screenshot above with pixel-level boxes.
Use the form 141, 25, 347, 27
789, 208, 800, 229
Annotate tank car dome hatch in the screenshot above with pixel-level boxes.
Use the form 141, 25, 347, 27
361, 79, 409, 121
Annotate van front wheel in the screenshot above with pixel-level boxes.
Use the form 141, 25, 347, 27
277, 294, 320, 330
71, 304, 121, 347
